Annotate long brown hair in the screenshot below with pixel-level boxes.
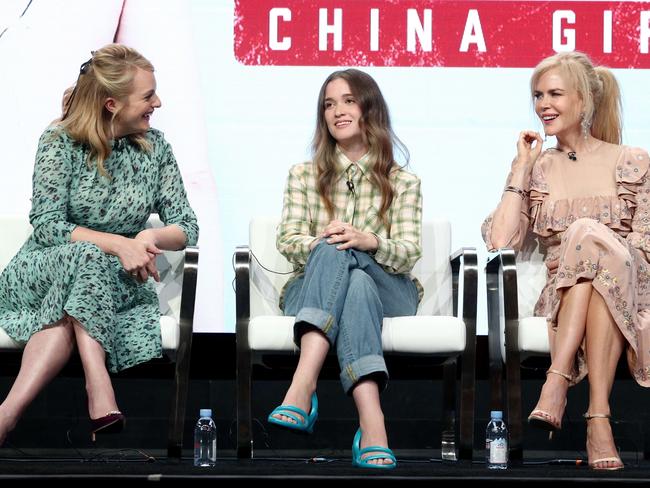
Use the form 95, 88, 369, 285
312, 69, 408, 229
530, 51, 622, 144
60, 44, 154, 177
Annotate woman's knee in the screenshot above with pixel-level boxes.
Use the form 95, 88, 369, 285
564, 218, 629, 256
565, 218, 601, 238
309, 240, 343, 261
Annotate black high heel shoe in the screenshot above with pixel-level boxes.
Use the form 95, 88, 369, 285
90, 411, 125, 442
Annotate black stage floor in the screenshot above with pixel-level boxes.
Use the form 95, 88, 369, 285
1, 450, 649, 484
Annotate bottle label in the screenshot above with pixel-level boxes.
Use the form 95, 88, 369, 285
489, 438, 508, 464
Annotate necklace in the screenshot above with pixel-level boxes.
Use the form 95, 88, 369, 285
551, 147, 577, 161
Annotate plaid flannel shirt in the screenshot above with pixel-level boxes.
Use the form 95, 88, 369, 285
277, 149, 423, 303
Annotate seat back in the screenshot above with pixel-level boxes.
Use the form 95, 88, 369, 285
0, 216, 33, 272
248, 218, 453, 319
147, 215, 185, 322
515, 235, 547, 319
498, 235, 549, 361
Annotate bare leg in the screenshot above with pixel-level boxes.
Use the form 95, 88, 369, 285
352, 379, 393, 466
584, 289, 625, 469
71, 318, 119, 419
0, 318, 75, 444
272, 329, 329, 423
531, 281, 592, 424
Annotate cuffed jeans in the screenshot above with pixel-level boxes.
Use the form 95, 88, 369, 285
283, 241, 419, 394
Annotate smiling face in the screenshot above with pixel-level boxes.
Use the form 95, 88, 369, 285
534, 68, 583, 139
323, 78, 365, 148
108, 67, 161, 138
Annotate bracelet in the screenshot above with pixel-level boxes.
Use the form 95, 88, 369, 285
503, 185, 527, 199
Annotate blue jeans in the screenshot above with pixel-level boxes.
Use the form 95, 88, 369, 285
283, 241, 419, 394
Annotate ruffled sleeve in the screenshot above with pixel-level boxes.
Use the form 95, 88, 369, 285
621, 147, 650, 259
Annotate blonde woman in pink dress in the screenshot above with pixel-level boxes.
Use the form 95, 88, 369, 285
483, 51, 650, 471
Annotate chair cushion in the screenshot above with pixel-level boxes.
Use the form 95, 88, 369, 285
249, 315, 466, 355
518, 316, 550, 355
1, 316, 180, 352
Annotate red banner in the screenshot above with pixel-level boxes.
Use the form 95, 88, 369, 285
234, 1, 650, 67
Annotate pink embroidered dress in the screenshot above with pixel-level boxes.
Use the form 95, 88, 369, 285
483, 144, 650, 386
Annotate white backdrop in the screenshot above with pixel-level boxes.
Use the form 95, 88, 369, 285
2, 1, 650, 333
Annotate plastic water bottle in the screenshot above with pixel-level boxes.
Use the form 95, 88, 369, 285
486, 410, 508, 469
194, 408, 217, 467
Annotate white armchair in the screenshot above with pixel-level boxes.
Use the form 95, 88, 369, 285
485, 238, 548, 461
235, 218, 477, 460
0, 215, 198, 460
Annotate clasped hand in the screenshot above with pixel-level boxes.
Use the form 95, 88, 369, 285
116, 229, 161, 283
310, 220, 378, 252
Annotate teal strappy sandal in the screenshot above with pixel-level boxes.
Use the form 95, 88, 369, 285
352, 427, 397, 469
267, 392, 318, 434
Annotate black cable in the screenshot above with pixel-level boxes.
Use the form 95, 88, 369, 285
231, 245, 295, 293
0, 0, 33, 39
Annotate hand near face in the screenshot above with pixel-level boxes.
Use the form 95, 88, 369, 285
317, 220, 379, 253
515, 130, 544, 170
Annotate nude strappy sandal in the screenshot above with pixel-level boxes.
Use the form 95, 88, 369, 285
528, 369, 572, 437
584, 413, 624, 471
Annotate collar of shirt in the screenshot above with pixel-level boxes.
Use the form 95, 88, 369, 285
335, 146, 372, 182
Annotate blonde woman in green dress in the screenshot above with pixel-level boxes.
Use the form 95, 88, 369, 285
0, 44, 198, 445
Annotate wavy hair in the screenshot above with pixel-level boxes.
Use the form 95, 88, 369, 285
312, 69, 408, 229
530, 51, 622, 144
60, 44, 154, 177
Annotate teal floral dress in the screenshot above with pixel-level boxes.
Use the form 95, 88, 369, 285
0, 126, 198, 372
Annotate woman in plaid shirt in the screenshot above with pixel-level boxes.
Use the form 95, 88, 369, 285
268, 69, 422, 469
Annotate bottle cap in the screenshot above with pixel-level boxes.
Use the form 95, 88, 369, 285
490, 410, 503, 419
200, 408, 212, 418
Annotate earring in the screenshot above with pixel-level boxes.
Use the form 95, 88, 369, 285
580, 113, 591, 140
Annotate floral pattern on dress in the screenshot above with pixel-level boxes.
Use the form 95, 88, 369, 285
483, 146, 650, 387
0, 126, 198, 372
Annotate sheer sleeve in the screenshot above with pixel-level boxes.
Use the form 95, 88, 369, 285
154, 135, 199, 247
481, 169, 532, 252
28, 128, 76, 247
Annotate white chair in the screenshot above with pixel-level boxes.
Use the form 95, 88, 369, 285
235, 217, 477, 460
0, 215, 198, 459
485, 237, 548, 461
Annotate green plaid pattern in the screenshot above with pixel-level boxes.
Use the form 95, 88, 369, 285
277, 149, 423, 299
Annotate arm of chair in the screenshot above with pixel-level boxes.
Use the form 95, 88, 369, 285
449, 247, 477, 460
450, 247, 478, 325
178, 246, 199, 353
167, 245, 198, 460
485, 248, 519, 368
234, 245, 253, 458
485, 247, 525, 458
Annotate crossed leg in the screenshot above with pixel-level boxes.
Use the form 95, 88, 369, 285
0, 317, 75, 445
583, 290, 625, 470
530, 281, 592, 427
71, 317, 120, 420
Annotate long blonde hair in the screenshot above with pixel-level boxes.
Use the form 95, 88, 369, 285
313, 69, 408, 229
530, 51, 622, 144
60, 44, 154, 177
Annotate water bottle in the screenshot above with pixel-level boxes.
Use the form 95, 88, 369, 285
485, 410, 508, 469
194, 408, 217, 467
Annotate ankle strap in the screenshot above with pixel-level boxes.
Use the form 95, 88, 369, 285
546, 369, 572, 382
583, 412, 611, 420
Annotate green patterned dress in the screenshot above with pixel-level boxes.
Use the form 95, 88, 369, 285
0, 126, 198, 372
